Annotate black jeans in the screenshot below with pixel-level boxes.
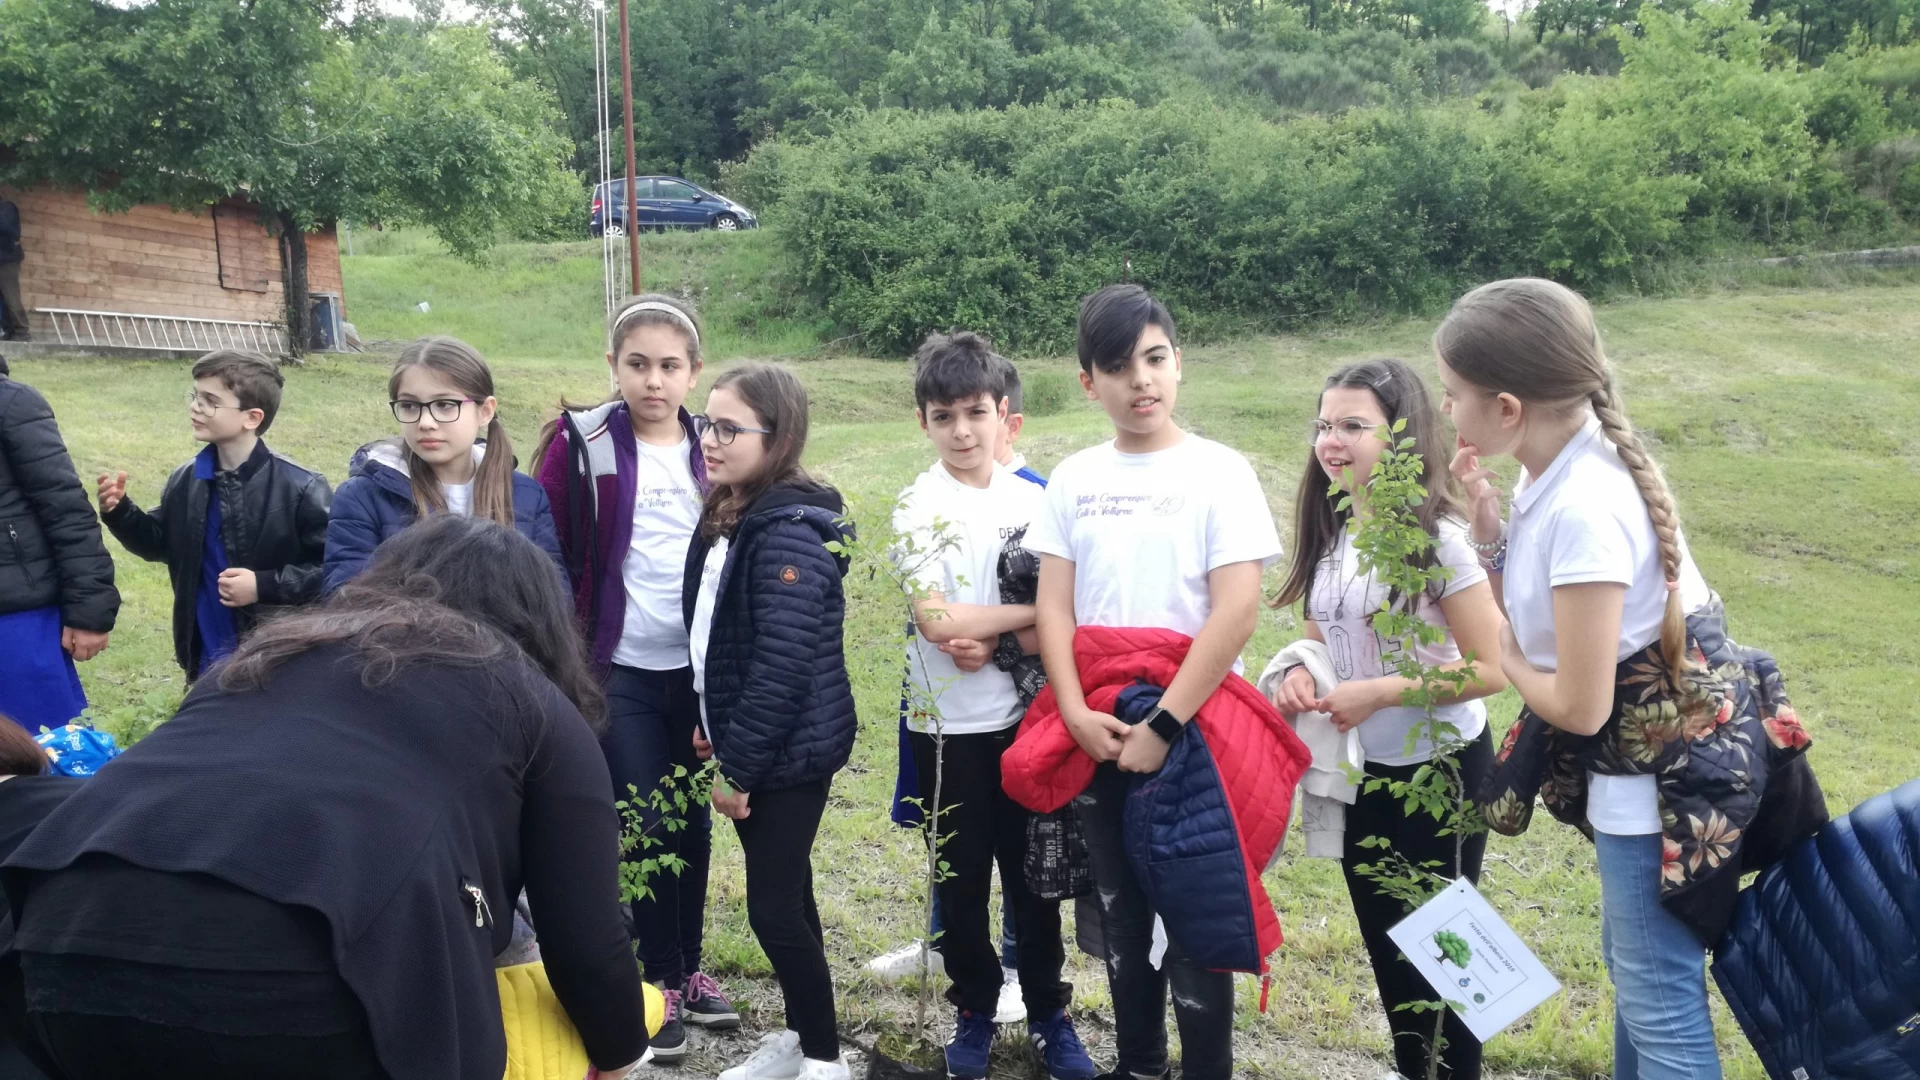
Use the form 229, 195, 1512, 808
1342, 728, 1495, 1080
27, 1012, 387, 1079
909, 727, 1070, 1019
604, 665, 712, 987
1074, 763, 1234, 1080
732, 779, 838, 1061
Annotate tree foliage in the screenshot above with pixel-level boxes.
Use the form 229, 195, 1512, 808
0, 0, 575, 346
735, 1, 1909, 355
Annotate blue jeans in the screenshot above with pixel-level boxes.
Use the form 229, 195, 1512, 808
604, 665, 712, 987
1595, 831, 1723, 1080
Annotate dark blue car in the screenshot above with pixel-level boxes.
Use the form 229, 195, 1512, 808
589, 177, 758, 236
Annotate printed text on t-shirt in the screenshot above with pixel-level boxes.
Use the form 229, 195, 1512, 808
1075, 492, 1186, 518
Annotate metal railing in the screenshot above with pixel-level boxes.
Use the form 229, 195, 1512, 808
35, 308, 288, 354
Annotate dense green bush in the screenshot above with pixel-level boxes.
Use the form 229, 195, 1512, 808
737, 2, 1912, 355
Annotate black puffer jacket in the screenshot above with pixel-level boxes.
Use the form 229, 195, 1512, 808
0, 356, 118, 632
683, 482, 856, 794
101, 440, 331, 676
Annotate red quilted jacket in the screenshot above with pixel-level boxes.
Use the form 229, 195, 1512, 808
1001, 625, 1311, 968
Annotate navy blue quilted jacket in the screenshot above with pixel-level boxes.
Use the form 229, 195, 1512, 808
683, 482, 856, 794
1712, 777, 1920, 1080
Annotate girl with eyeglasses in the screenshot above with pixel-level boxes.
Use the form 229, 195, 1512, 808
531, 295, 740, 1059
1260, 357, 1508, 1080
684, 364, 856, 1080
323, 336, 561, 593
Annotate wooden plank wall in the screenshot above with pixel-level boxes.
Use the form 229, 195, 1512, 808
0, 185, 345, 341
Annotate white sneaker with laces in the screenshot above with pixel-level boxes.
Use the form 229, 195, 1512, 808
993, 965, 1026, 1024
866, 940, 945, 981
796, 1056, 851, 1080
717, 1030, 804, 1080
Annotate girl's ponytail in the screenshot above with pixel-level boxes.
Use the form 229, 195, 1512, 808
1590, 380, 1693, 691
473, 415, 518, 529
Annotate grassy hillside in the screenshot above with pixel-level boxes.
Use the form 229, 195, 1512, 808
339, 228, 832, 365
14, 270, 1920, 1077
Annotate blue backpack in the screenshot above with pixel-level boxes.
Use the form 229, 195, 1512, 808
35, 724, 121, 777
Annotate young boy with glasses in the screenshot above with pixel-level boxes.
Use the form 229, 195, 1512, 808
98, 350, 332, 679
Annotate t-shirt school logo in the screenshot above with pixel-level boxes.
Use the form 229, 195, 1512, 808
1151, 495, 1185, 517
637, 483, 697, 513
1074, 493, 1156, 519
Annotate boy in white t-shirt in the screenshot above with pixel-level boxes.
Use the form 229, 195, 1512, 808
1023, 285, 1283, 1080
891, 332, 1095, 1080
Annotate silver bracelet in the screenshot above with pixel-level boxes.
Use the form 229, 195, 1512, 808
1478, 537, 1509, 573
1465, 526, 1507, 555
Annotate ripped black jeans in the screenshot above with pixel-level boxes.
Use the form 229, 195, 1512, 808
1073, 763, 1234, 1080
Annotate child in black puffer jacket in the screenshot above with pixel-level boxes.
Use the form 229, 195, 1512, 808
0, 354, 117, 731
683, 363, 855, 1080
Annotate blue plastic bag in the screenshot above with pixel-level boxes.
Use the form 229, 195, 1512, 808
35, 724, 121, 777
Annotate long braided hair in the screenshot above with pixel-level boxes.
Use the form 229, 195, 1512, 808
1434, 278, 1694, 690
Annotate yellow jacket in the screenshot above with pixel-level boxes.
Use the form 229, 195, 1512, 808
495, 962, 665, 1080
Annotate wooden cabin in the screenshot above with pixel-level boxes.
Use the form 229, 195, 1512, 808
0, 184, 345, 354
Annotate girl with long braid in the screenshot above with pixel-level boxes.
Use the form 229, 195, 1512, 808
1433, 278, 1823, 1080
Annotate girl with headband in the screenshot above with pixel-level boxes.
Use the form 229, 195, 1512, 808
534, 294, 736, 1062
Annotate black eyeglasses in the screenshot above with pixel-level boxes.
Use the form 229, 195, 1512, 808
390, 398, 476, 424
692, 414, 771, 445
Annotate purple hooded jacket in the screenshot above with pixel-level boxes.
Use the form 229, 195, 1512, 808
535, 401, 708, 671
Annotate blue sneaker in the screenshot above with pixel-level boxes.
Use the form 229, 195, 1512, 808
1028, 1009, 1097, 1080
945, 1008, 996, 1078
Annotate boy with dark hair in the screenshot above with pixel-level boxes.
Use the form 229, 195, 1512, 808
98, 350, 332, 678
993, 356, 1046, 487
1019, 285, 1284, 1080
891, 331, 1094, 1080
873, 348, 1048, 1024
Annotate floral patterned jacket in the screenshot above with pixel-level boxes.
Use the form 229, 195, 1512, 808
1479, 597, 1828, 947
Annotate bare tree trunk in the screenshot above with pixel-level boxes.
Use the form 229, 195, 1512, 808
277, 209, 310, 357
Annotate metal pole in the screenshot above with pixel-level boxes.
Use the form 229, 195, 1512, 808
618, 0, 641, 294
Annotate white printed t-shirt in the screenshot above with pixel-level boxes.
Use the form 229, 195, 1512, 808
893, 460, 1048, 735
1308, 518, 1488, 765
1505, 414, 1710, 836
1023, 434, 1282, 672
612, 438, 703, 671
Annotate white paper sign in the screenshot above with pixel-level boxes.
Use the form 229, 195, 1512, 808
1385, 877, 1562, 1043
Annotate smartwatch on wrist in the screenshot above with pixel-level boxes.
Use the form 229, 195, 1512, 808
1141, 706, 1185, 744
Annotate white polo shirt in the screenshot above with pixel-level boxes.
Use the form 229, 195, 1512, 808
1505, 414, 1709, 835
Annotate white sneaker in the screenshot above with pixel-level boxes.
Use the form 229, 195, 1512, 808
993, 965, 1026, 1024
796, 1057, 851, 1080
866, 940, 945, 981
717, 1030, 804, 1080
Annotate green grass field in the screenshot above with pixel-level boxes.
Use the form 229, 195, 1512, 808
15, 233, 1920, 1078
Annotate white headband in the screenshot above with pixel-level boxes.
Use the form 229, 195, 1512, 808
613, 301, 699, 347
